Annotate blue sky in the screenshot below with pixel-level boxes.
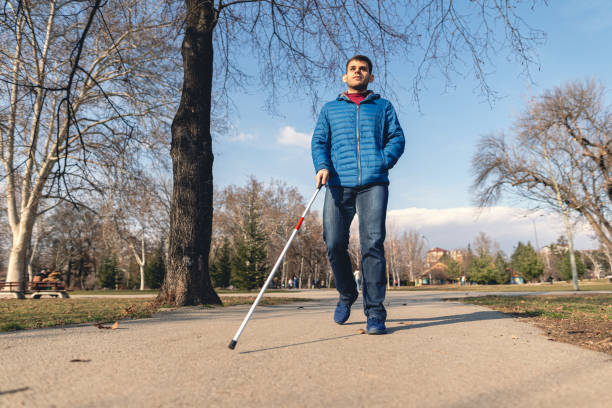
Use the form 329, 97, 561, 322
212, 1, 612, 254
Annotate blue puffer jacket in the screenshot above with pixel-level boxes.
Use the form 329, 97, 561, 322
311, 92, 405, 187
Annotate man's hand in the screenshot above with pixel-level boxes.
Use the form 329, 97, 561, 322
316, 169, 329, 188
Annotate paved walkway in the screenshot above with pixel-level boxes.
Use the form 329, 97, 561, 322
1, 290, 611, 407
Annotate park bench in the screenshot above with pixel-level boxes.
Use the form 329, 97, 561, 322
28, 281, 70, 299
0, 281, 70, 299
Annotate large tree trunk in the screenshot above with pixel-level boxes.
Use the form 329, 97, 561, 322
5, 210, 37, 290
158, 0, 221, 306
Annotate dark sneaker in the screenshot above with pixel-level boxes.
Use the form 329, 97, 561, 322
366, 318, 387, 335
334, 302, 352, 324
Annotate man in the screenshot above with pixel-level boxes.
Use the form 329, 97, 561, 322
311, 55, 405, 334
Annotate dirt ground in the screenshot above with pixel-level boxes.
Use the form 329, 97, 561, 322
526, 317, 612, 355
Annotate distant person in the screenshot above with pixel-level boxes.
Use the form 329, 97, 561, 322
354, 270, 361, 291
311, 54, 405, 335
293, 276, 298, 289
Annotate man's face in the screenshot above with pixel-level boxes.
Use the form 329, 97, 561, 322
344, 59, 373, 91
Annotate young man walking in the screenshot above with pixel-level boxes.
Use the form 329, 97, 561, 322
311, 55, 405, 334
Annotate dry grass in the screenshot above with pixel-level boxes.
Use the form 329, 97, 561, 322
0, 296, 310, 332
458, 294, 612, 354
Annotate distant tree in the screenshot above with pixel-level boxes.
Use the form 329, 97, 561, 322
463, 245, 474, 274
230, 185, 268, 290
210, 238, 232, 288
473, 232, 494, 257
494, 252, 511, 284
511, 242, 544, 282
438, 254, 461, 282
144, 245, 166, 289
559, 251, 586, 282
98, 257, 121, 289
468, 254, 498, 284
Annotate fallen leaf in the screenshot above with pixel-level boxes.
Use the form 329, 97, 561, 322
93, 323, 114, 330
511, 335, 520, 340
111, 321, 119, 330
357, 329, 366, 334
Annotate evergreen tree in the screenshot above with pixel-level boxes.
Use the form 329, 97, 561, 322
511, 242, 544, 282
231, 200, 268, 290
211, 238, 232, 288
494, 252, 510, 284
440, 254, 462, 282
468, 254, 497, 284
98, 256, 121, 289
463, 244, 474, 279
559, 251, 586, 281
145, 244, 166, 289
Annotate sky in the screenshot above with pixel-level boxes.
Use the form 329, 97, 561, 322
211, 1, 612, 255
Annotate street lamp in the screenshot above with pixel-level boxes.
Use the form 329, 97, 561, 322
522, 213, 544, 251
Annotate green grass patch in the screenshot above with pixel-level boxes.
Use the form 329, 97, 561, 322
1, 296, 312, 332
455, 294, 612, 320
69, 289, 159, 296
0, 298, 158, 331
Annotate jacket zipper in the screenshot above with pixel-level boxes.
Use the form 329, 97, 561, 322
356, 103, 361, 185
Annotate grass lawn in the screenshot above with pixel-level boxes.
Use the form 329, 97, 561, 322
0, 296, 310, 332
456, 294, 612, 355
69, 289, 159, 296
395, 280, 612, 292
68, 289, 298, 296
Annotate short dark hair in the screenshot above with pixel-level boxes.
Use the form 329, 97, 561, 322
346, 55, 373, 74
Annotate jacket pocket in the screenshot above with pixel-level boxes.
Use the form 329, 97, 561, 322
378, 149, 388, 171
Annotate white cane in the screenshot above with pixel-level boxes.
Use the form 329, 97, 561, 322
228, 186, 322, 350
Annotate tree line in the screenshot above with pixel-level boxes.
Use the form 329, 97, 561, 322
1, 170, 607, 290
433, 232, 606, 285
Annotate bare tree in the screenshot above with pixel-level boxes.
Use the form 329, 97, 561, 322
400, 230, 427, 284
162, 0, 546, 305
34, 202, 103, 289
472, 80, 612, 288
103, 171, 167, 290
0, 0, 179, 288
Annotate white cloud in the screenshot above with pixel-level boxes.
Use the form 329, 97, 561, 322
228, 132, 256, 142
277, 126, 311, 148
385, 206, 597, 254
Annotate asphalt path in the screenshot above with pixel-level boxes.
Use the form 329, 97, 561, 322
1, 290, 611, 407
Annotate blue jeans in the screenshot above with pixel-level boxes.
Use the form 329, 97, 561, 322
323, 184, 388, 321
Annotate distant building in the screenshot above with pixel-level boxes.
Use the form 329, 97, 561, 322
426, 248, 448, 267
450, 249, 464, 264
416, 262, 449, 286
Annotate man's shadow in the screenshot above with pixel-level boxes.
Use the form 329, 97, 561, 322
239, 310, 510, 354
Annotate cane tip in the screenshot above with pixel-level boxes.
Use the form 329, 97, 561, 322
228, 340, 237, 350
